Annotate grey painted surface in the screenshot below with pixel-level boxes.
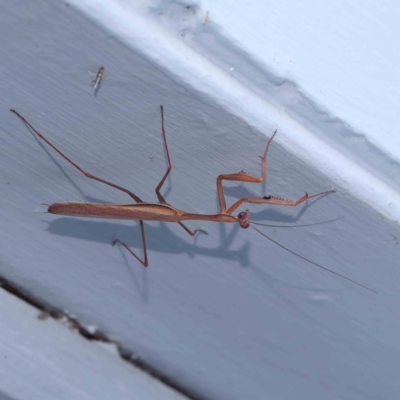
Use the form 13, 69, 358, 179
0, 1, 399, 399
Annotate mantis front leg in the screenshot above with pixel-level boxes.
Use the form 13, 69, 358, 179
217, 130, 334, 215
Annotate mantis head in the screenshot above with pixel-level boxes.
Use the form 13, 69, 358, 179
238, 210, 250, 229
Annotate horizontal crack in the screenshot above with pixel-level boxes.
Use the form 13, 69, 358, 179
0, 274, 205, 400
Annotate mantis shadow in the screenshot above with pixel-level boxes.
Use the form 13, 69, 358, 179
44, 217, 251, 302
43, 192, 318, 303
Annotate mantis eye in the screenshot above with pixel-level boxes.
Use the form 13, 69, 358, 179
238, 210, 250, 229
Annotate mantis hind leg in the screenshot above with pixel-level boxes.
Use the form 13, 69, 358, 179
10, 109, 148, 266
10, 109, 144, 203
155, 106, 206, 236
113, 220, 148, 267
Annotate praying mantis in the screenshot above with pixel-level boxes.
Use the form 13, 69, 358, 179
10, 107, 375, 293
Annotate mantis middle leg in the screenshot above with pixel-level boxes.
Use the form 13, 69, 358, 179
155, 106, 205, 237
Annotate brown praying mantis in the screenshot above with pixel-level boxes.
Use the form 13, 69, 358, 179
10, 107, 376, 293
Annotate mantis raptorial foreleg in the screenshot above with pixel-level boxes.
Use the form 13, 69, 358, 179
155, 106, 205, 237
226, 190, 335, 215
216, 129, 334, 215
10, 109, 149, 267
216, 130, 276, 214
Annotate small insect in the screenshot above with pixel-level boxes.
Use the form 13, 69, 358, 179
91, 66, 104, 93
10, 107, 375, 293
